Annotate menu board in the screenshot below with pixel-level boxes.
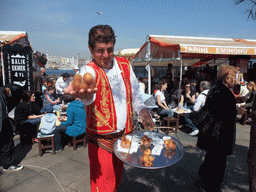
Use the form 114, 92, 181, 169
2, 44, 32, 90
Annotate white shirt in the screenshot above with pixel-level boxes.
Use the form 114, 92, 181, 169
240, 84, 249, 97
154, 90, 165, 104
55, 77, 71, 94
80, 58, 146, 133
193, 89, 209, 112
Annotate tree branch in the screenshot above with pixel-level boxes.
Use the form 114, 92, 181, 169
235, 0, 256, 20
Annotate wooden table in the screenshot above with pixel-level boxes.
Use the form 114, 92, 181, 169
171, 108, 192, 128
162, 116, 179, 134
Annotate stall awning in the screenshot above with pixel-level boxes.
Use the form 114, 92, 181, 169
0, 31, 30, 47
133, 35, 256, 67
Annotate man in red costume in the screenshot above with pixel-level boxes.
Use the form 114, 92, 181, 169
65, 25, 154, 192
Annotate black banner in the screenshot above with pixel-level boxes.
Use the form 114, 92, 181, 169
2, 44, 32, 90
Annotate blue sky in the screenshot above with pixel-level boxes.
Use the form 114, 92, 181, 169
1, 0, 256, 58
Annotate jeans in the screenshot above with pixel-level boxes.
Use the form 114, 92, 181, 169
184, 113, 198, 131
54, 125, 67, 150
158, 108, 174, 117
22, 118, 41, 137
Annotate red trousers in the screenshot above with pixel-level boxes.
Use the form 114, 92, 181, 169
88, 142, 123, 192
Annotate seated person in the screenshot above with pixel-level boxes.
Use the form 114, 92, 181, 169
190, 79, 199, 98
180, 82, 196, 109
240, 82, 249, 97
42, 86, 61, 112
54, 98, 86, 152
183, 81, 210, 136
14, 90, 45, 143
154, 79, 174, 117
42, 79, 47, 94
39, 105, 61, 135
242, 81, 256, 122
171, 82, 184, 107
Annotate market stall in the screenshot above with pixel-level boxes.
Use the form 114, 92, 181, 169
0, 31, 33, 89
132, 35, 256, 93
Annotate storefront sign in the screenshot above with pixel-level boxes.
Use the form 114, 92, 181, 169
2, 44, 32, 90
180, 45, 256, 56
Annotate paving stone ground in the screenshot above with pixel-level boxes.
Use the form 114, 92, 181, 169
0, 121, 251, 192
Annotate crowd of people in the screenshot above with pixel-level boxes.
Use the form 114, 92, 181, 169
0, 64, 86, 172
138, 62, 256, 191
1, 24, 256, 192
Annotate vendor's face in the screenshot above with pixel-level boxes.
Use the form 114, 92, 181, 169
89, 42, 114, 69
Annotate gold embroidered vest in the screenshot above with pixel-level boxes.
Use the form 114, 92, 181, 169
86, 57, 134, 135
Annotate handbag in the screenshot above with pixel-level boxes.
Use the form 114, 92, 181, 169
190, 105, 222, 138
190, 105, 213, 133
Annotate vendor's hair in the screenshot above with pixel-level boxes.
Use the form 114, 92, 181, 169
200, 81, 210, 90
88, 25, 116, 49
248, 81, 256, 91
22, 90, 34, 102
217, 65, 238, 83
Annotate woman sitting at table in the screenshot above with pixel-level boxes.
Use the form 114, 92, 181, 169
154, 79, 174, 117
54, 98, 86, 152
242, 81, 256, 122
180, 82, 196, 109
14, 90, 45, 143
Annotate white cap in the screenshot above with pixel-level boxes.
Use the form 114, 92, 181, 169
74, 66, 79, 70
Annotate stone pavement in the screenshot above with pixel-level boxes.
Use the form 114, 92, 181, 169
0, 122, 250, 192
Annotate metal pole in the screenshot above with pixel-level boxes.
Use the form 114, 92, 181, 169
145, 35, 151, 94
0, 46, 5, 86
147, 61, 151, 94
178, 54, 183, 103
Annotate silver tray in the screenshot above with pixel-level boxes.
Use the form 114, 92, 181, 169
113, 131, 185, 169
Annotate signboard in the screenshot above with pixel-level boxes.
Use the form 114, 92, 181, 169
180, 45, 256, 56
2, 44, 32, 90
